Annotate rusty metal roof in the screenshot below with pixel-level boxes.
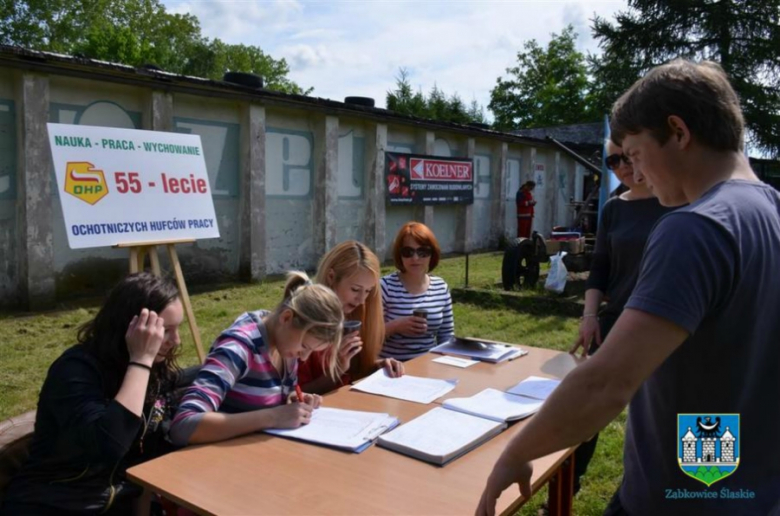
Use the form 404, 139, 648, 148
0, 45, 550, 146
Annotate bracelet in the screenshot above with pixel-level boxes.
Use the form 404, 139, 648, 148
581, 313, 598, 319
128, 361, 153, 371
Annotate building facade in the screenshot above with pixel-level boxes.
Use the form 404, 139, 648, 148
0, 46, 590, 309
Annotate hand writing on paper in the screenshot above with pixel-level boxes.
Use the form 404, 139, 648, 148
289, 391, 322, 409
271, 402, 314, 428
475, 459, 533, 516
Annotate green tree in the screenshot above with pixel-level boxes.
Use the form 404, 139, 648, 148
0, 0, 309, 95
386, 68, 428, 117
591, 0, 780, 156
489, 25, 594, 131
386, 68, 487, 124
182, 40, 311, 95
467, 99, 487, 125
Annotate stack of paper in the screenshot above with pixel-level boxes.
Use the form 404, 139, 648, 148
430, 337, 527, 363
375, 375, 562, 465
351, 369, 457, 404
377, 407, 505, 465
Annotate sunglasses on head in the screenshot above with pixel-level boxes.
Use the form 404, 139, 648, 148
605, 153, 631, 171
401, 246, 432, 259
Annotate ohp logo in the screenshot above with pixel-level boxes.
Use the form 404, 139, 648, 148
64, 162, 108, 205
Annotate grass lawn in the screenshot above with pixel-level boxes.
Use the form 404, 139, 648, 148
0, 252, 623, 515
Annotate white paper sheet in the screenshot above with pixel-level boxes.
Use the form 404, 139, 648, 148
265, 407, 398, 451
432, 356, 480, 368
351, 369, 457, 404
506, 375, 561, 400
442, 388, 543, 422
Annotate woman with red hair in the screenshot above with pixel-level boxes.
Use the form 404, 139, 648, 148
381, 222, 454, 360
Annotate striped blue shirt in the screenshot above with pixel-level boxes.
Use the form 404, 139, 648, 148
380, 272, 454, 360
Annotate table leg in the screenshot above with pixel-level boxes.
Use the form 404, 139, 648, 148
133, 487, 152, 516
547, 454, 575, 516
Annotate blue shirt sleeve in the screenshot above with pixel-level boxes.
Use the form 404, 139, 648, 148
625, 212, 737, 334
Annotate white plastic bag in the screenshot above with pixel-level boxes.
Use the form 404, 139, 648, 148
545, 251, 568, 294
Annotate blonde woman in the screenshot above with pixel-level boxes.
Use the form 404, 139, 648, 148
299, 241, 404, 395
170, 271, 343, 445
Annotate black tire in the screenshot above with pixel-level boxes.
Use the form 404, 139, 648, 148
502, 238, 541, 290
344, 96, 376, 107
531, 231, 549, 263
223, 72, 264, 89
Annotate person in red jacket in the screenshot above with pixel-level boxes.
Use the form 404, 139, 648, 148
515, 181, 537, 238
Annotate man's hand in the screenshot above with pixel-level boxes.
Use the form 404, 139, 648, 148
476, 459, 533, 516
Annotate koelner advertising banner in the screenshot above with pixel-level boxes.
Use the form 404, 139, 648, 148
47, 123, 220, 249
385, 152, 474, 205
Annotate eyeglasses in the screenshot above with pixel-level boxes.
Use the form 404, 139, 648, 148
605, 153, 631, 171
401, 246, 432, 259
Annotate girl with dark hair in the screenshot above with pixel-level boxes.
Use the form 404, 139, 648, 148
2, 273, 185, 515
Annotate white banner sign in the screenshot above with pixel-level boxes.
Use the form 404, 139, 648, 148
47, 123, 220, 249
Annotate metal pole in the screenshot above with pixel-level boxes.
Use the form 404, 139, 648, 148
465, 253, 469, 288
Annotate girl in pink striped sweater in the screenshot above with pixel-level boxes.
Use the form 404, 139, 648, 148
170, 271, 344, 445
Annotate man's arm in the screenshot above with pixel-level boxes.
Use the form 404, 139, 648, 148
476, 308, 688, 515
477, 212, 735, 515
504, 309, 687, 463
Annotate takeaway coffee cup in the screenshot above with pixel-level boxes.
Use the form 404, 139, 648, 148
343, 320, 362, 335
412, 309, 428, 319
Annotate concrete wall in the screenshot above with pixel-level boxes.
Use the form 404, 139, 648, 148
0, 72, 17, 305
335, 118, 367, 245
0, 61, 586, 308
428, 135, 464, 255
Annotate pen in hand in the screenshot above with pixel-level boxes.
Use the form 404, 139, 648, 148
295, 384, 306, 405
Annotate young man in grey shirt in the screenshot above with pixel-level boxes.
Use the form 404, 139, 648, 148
477, 59, 780, 516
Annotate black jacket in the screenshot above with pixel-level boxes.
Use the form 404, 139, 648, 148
2, 345, 177, 515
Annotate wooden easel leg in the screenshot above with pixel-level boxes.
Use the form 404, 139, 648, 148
137, 248, 148, 272
166, 244, 205, 363
148, 246, 162, 277
129, 247, 140, 274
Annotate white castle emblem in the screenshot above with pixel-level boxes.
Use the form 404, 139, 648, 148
679, 416, 738, 466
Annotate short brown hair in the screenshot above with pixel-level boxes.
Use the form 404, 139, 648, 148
610, 59, 744, 152
392, 222, 441, 272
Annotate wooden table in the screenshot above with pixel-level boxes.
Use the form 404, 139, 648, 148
128, 345, 581, 516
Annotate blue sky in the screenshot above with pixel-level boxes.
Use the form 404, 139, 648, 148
163, 0, 626, 117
